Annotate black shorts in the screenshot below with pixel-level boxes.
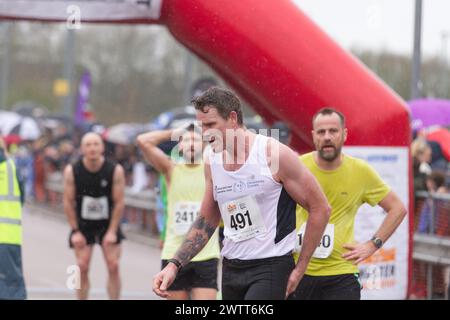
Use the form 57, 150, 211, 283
222, 253, 295, 300
289, 273, 362, 300
161, 258, 219, 291
69, 224, 125, 248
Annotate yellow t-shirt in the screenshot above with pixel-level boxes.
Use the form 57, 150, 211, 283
294, 152, 390, 276
161, 163, 220, 261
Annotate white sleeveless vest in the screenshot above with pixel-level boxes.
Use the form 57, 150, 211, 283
209, 134, 296, 260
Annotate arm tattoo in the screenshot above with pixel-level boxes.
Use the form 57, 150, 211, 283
174, 216, 216, 267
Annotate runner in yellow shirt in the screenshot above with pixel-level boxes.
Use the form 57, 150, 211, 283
291, 108, 407, 300
137, 123, 220, 300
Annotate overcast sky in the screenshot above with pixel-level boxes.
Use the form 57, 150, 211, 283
293, 0, 450, 58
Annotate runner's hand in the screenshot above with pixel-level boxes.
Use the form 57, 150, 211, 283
285, 267, 304, 299
342, 242, 377, 264
102, 231, 117, 246
71, 231, 86, 248
153, 263, 178, 299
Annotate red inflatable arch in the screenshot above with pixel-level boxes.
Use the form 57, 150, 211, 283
0, 0, 413, 299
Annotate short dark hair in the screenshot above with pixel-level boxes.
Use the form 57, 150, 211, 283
312, 107, 346, 128
427, 171, 446, 189
191, 87, 244, 125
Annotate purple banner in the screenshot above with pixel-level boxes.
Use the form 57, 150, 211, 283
74, 71, 92, 126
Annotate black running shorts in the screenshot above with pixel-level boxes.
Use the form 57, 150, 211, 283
69, 224, 125, 248
161, 258, 219, 291
289, 273, 362, 300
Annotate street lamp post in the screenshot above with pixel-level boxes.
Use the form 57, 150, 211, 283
441, 31, 450, 98
62, 28, 76, 119
0, 22, 11, 109
411, 0, 423, 100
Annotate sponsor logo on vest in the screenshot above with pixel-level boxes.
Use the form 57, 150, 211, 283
233, 181, 246, 193
101, 179, 108, 188
216, 185, 233, 194
227, 203, 237, 213
247, 179, 264, 188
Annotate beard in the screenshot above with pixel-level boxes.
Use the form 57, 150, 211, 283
318, 145, 342, 162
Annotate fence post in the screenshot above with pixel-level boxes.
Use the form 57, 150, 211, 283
426, 263, 433, 300
429, 194, 435, 235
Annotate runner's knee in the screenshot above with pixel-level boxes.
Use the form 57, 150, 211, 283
78, 260, 90, 274
106, 258, 119, 274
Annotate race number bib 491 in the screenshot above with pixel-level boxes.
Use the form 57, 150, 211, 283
81, 196, 109, 220
222, 195, 267, 242
173, 201, 201, 236
295, 223, 334, 259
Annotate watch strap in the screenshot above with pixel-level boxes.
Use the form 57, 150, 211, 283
168, 258, 182, 270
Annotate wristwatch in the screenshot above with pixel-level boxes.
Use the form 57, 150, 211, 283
167, 258, 183, 270
370, 236, 383, 249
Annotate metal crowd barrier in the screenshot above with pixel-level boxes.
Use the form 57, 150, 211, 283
411, 191, 450, 300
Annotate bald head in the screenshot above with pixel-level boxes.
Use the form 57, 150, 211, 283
81, 132, 103, 146
80, 132, 104, 161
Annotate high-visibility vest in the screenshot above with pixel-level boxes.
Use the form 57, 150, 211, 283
0, 159, 22, 245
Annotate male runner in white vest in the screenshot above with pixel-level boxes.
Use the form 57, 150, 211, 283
153, 87, 331, 300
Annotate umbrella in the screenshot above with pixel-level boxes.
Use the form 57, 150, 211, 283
408, 99, 450, 131
10, 117, 41, 140
0, 110, 22, 133
149, 106, 197, 130
11, 100, 48, 118
0, 111, 41, 140
3, 134, 22, 145
426, 127, 450, 161
103, 123, 145, 145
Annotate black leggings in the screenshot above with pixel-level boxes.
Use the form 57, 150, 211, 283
221, 254, 294, 300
